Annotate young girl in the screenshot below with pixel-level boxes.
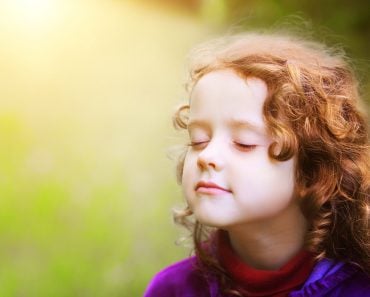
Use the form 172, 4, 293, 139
144, 32, 370, 296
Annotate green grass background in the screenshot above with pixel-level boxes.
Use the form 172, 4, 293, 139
0, 2, 204, 295
0, 0, 368, 296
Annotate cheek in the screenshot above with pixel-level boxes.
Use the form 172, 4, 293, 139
234, 156, 295, 202
240, 151, 294, 179
182, 153, 193, 179
181, 153, 197, 196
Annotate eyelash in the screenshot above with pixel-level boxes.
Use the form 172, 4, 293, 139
188, 141, 256, 151
233, 142, 257, 152
188, 141, 208, 148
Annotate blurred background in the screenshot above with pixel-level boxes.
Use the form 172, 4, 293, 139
0, 0, 369, 296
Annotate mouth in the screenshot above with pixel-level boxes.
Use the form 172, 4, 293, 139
195, 181, 231, 195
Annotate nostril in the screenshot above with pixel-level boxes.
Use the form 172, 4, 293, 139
196, 139, 225, 171
197, 153, 221, 171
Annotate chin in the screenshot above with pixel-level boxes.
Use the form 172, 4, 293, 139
195, 213, 233, 228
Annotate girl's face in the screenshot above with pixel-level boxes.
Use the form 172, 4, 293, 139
182, 70, 297, 228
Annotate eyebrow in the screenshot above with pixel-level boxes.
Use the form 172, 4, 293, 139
187, 119, 210, 130
228, 118, 266, 134
187, 118, 266, 134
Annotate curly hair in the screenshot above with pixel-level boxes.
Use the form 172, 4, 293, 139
172, 32, 370, 296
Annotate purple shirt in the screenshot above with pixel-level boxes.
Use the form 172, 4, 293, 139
144, 256, 370, 296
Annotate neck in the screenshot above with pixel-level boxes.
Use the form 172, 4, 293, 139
226, 202, 307, 270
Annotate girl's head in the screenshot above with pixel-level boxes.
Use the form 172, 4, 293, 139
173, 32, 369, 275
182, 70, 299, 230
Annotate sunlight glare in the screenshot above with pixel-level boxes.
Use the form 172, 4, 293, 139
6, 0, 61, 33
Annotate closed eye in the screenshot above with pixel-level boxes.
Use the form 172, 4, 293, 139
188, 141, 209, 149
234, 142, 257, 152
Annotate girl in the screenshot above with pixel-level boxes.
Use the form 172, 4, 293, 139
144, 32, 370, 296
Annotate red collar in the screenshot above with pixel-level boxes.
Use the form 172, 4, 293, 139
217, 231, 316, 296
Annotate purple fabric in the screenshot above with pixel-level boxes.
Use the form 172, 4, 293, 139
144, 256, 370, 297
144, 257, 213, 297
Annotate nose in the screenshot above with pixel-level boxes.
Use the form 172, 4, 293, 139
197, 140, 225, 171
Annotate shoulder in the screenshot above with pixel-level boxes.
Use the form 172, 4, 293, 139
333, 267, 370, 295
143, 256, 210, 297
291, 259, 370, 297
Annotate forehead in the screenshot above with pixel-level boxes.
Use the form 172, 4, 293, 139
189, 70, 268, 129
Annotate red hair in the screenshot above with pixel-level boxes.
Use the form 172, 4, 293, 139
173, 32, 369, 296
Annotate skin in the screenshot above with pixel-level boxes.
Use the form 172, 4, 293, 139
182, 69, 307, 270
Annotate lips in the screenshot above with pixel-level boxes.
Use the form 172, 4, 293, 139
195, 181, 231, 195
